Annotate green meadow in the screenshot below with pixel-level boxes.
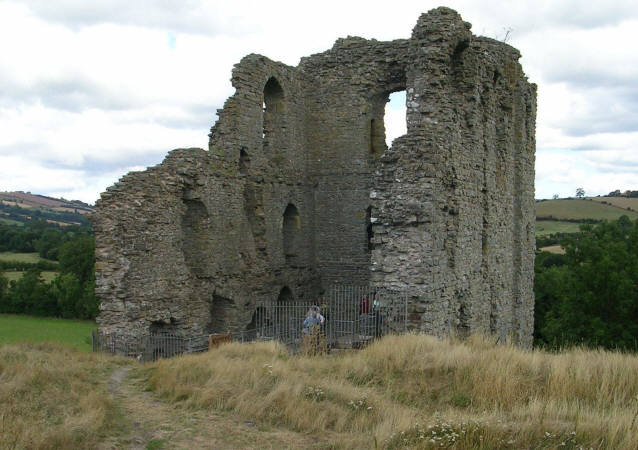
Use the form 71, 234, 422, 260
0, 314, 96, 352
0, 251, 50, 263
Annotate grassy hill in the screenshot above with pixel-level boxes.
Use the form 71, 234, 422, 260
0, 191, 93, 226
590, 196, 638, 210
535, 197, 638, 246
2, 334, 638, 449
536, 198, 638, 221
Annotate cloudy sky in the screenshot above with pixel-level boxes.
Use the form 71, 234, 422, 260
1, 0, 637, 203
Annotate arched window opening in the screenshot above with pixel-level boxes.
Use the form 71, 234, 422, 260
282, 203, 300, 264
207, 294, 234, 334
277, 286, 293, 303
384, 90, 407, 148
239, 148, 250, 175
263, 77, 284, 150
181, 198, 209, 277
365, 206, 374, 252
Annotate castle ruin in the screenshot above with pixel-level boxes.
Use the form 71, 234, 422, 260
92, 7, 537, 347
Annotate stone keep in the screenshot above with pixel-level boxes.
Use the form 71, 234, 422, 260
92, 8, 537, 346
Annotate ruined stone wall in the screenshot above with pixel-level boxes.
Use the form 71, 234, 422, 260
369, 9, 536, 346
92, 7, 536, 346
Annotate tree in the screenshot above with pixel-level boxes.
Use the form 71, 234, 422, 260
534, 216, 638, 350
575, 187, 585, 198
0, 272, 7, 304
58, 235, 94, 284
3, 269, 57, 316
552, 194, 559, 200
52, 273, 84, 319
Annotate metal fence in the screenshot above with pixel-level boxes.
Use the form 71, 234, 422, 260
247, 285, 408, 348
92, 285, 409, 360
92, 331, 209, 362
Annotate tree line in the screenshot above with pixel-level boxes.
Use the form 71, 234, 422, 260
0, 221, 97, 319
535, 215, 638, 351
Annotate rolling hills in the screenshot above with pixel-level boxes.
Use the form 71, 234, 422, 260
0, 191, 93, 226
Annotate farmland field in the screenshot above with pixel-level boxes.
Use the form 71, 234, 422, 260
536, 198, 638, 221
590, 196, 638, 210
2, 270, 58, 282
0, 251, 50, 263
538, 244, 565, 254
0, 314, 96, 351
535, 220, 582, 236
0, 217, 23, 226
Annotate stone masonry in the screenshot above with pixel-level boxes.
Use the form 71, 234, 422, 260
92, 7, 536, 346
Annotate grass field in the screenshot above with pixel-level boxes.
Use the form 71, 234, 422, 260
536, 198, 638, 221
0, 251, 51, 263
2, 270, 58, 282
0, 217, 23, 226
539, 244, 565, 254
0, 314, 96, 351
535, 219, 583, 236
3, 334, 638, 449
149, 335, 638, 448
591, 196, 638, 210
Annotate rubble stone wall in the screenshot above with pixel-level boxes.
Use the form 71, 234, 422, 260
92, 7, 536, 347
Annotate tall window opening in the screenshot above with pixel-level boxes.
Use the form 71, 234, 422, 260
384, 90, 407, 148
207, 294, 234, 334
282, 203, 300, 264
365, 206, 374, 252
239, 148, 250, 175
181, 198, 209, 277
263, 77, 284, 150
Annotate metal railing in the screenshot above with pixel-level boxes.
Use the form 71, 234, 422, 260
248, 286, 408, 348
91, 331, 209, 362
92, 285, 409, 360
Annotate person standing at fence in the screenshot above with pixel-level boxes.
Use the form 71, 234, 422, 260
303, 308, 321, 334
359, 294, 370, 315
372, 295, 382, 338
313, 305, 325, 330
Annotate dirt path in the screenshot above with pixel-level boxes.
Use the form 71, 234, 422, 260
99, 365, 324, 449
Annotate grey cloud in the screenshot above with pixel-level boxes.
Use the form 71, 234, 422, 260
0, 73, 141, 111
481, 0, 638, 37
21, 0, 260, 36
554, 86, 638, 137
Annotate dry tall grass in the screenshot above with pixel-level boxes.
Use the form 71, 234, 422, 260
0, 343, 122, 449
147, 334, 638, 449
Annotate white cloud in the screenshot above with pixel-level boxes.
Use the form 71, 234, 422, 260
0, 0, 637, 202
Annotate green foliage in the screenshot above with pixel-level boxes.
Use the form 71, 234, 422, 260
2, 269, 58, 316
0, 225, 98, 319
0, 272, 7, 302
58, 235, 94, 284
534, 216, 638, 350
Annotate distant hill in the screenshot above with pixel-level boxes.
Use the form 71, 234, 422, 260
0, 191, 93, 226
536, 198, 638, 222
